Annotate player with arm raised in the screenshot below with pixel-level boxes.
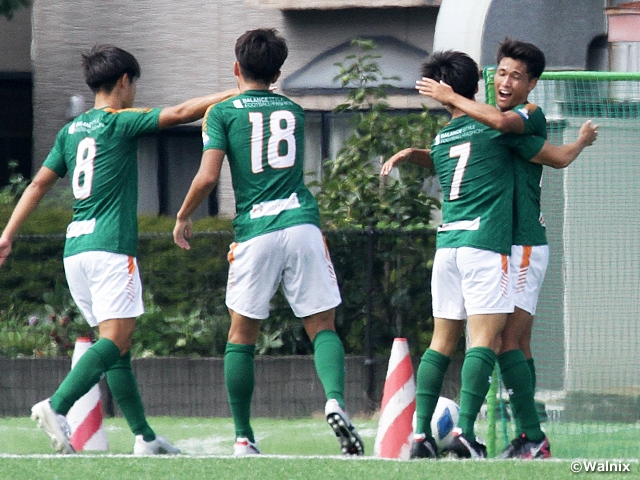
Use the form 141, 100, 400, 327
382, 50, 549, 459
0, 44, 237, 455
417, 39, 597, 459
173, 28, 363, 457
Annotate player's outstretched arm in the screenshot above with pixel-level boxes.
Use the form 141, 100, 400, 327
530, 120, 598, 169
0, 166, 59, 267
416, 78, 525, 133
380, 148, 433, 176
158, 88, 239, 129
173, 149, 225, 250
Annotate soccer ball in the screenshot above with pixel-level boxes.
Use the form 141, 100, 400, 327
430, 397, 460, 451
411, 396, 460, 452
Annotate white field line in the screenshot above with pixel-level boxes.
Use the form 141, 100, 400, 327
0, 454, 638, 464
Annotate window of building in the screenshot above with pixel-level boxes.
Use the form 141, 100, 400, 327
0, 73, 32, 188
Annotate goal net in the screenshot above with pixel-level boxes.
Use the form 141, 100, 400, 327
484, 68, 640, 458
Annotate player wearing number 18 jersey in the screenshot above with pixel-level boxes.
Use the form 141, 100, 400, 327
173, 28, 362, 457
202, 90, 319, 243
0, 44, 238, 455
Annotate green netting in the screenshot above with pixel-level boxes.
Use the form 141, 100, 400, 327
483, 68, 640, 459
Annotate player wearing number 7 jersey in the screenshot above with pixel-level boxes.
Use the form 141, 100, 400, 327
416, 39, 597, 459
381, 50, 549, 459
173, 28, 363, 456
0, 44, 238, 454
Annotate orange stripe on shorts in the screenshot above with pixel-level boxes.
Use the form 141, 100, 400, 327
127, 256, 136, 275
520, 246, 532, 270
501, 254, 509, 274
227, 242, 238, 263
501, 254, 509, 298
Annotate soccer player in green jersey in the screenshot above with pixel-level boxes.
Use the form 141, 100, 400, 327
416, 39, 597, 459
0, 44, 238, 454
173, 28, 363, 457
382, 50, 596, 460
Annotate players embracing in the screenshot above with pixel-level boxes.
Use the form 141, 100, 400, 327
383, 41, 597, 459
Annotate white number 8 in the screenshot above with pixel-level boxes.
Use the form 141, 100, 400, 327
72, 137, 96, 200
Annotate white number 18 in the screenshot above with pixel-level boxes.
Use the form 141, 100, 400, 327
248, 110, 296, 173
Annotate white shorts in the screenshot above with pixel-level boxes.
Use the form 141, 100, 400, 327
226, 224, 342, 319
431, 247, 513, 319
510, 244, 549, 315
63, 251, 144, 327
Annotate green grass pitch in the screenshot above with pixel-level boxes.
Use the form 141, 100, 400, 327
0, 416, 637, 480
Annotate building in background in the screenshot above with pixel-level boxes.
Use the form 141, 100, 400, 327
2, 0, 621, 218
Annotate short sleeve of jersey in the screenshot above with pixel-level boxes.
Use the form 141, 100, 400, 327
203, 104, 228, 152
113, 107, 161, 138
513, 103, 547, 138
42, 128, 70, 178
501, 133, 545, 162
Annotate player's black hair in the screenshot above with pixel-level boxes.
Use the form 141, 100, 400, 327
235, 28, 288, 84
421, 51, 479, 100
497, 38, 546, 80
81, 44, 141, 94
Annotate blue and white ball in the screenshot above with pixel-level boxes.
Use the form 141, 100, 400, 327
430, 397, 460, 451
411, 396, 460, 452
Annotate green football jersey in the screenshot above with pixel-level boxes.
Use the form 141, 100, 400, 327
511, 103, 548, 246
203, 90, 320, 242
431, 115, 544, 254
43, 107, 161, 257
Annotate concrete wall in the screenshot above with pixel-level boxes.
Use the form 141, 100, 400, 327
0, 6, 32, 73
434, 0, 607, 70
0, 355, 463, 417
481, 0, 606, 70
29, 1, 438, 217
29, 2, 441, 153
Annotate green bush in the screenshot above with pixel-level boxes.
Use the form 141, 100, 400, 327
0, 226, 439, 358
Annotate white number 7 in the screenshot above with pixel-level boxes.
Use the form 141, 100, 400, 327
449, 142, 470, 200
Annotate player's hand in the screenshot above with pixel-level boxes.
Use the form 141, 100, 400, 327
0, 237, 12, 268
381, 148, 413, 176
416, 78, 455, 105
579, 120, 599, 147
173, 217, 193, 250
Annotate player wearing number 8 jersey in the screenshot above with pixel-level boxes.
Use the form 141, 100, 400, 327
173, 28, 363, 456
0, 44, 238, 454
45, 107, 159, 257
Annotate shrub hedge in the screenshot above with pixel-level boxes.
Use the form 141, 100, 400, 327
0, 209, 438, 358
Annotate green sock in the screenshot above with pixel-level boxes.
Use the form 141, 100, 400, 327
514, 357, 536, 433
106, 352, 155, 442
313, 330, 345, 408
50, 338, 121, 415
527, 357, 537, 392
458, 347, 496, 439
225, 342, 256, 443
415, 349, 451, 437
498, 350, 543, 442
